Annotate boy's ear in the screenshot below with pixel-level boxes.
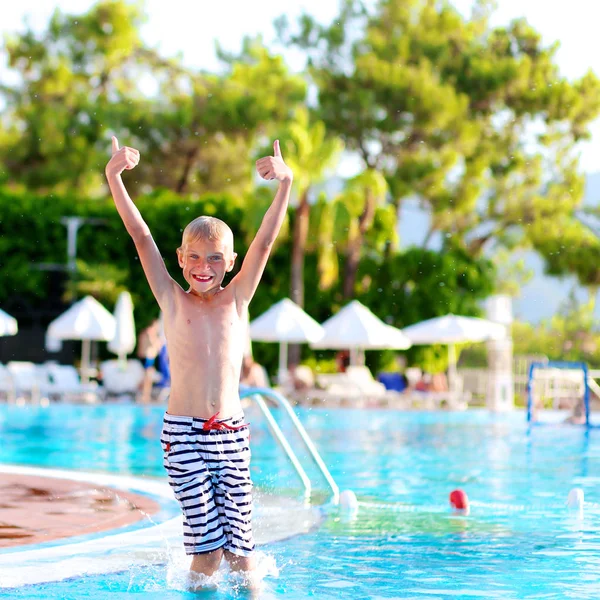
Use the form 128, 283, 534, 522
176, 248, 184, 268
227, 252, 238, 272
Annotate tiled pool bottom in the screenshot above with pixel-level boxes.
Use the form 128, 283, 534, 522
0, 465, 322, 589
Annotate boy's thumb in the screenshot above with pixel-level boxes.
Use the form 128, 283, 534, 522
111, 136, 119, 154
273, 139, 282, 158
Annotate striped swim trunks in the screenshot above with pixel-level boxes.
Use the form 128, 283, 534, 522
161, 411, 254, 557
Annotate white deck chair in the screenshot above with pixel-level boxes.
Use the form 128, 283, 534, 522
345, 366, 387, 397
0, 363, 15, 402
42, 363, 102, 403
100, 359, 145, 400
7, 361, 46, 403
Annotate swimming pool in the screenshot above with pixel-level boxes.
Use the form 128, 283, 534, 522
1, 404, 599, 599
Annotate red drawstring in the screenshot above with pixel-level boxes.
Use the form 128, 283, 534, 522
202, 412, 245, 432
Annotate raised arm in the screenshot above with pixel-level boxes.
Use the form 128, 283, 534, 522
233, 140, 293, 307
105, 137, 175, 309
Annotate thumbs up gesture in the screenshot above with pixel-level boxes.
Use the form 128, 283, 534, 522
256, 140, 293, 182
105, 136, 140, 177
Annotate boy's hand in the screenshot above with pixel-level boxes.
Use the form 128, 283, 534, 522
105, 136, 140, 177
256, 140, 293, 183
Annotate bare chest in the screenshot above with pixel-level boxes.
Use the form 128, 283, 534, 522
167, 293, 244, 359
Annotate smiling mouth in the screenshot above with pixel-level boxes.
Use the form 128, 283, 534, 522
192, 274, 213, 283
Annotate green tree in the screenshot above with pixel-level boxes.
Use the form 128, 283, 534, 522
512, 291, 600, 367
1, 5, 307, 199
279, 0, 600, 265
281, 108, 343, 308
1, 1, 156, 194
336, 169, 392, 298
357, 245, 496, 372
529, 216, 600, 311
126, 38, 307, 197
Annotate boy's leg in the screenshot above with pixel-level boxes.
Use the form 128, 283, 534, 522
190, 548, 224, 576
224, 550, 255, 573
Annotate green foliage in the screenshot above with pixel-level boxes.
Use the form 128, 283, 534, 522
3, 0, 599, 378
65, 260, 129, 304
282, 0, 600, 260
299, 356, 338, 375
491, 248, 534, 297
357, 245, 496, 372
0, 187, 497, 377
1, 1, 150, 194
0, 2, 307, 198
528, 216, 600, 289
512, 290, 600, 367
357, 246, 496, 327
0, 189, 69, 299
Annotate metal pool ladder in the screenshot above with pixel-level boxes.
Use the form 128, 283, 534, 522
239, 387, 339, 505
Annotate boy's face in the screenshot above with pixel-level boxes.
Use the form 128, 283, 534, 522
177, 238, 236, 296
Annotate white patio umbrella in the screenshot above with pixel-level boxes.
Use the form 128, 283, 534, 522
310, 300, 411, 364
107, 291, 136, 367
46, 296, 116, 384
0, 308, 18, 337
402, 314, 507, 391
249, 298, 325, 383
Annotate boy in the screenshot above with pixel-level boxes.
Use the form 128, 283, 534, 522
105, 136, 293, 582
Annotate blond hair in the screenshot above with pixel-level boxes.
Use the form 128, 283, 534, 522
179, 216, 234, 250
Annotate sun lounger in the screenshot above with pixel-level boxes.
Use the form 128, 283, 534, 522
0, 363, 15, 402
41, 363, 103, 403
7, 361, 47, 403
100, 359, 145, 400
296, 366, 387, 407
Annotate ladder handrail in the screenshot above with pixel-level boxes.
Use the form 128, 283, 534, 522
240, 387, 340, 504
250, 393, 312, 500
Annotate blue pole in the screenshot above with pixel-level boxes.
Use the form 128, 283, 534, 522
583, 362, 590, 427
526, 362, 538, 423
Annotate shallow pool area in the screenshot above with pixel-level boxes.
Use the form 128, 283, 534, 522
1, 404, 600, 598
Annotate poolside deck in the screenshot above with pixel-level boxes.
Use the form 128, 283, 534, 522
0, 473, 161, 548
0, 465, 323, 588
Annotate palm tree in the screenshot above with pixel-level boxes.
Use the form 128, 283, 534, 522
337, 169, 389, 299
282, 108, 343, 308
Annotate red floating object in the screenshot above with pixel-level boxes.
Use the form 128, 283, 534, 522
449, 489, 469, 511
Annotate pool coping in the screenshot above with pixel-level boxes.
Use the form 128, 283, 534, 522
0, 464, 323, 588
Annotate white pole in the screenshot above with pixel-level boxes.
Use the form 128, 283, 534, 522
448, 343, 457, 393
349, 347, 357, 366
278, 342, 288, 385
81, 338, 91, 384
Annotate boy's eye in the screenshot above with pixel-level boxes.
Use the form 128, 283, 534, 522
190, 254, 199, 259
209, 256, 221, 261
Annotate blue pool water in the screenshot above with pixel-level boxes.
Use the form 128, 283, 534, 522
1, 404, 600, 599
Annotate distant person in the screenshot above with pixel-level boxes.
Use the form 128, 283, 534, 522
289, 364, 314, 391
240, 355, 269, 388
137, 318, 163, 404
335, 350, 351, 373
156, 343, 171, 388
415, 373, 432, 392
431, 372, 448, 393
564, 399, 587, 425
106, 136, 292, 589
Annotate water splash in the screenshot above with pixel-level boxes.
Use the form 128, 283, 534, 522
158, 549, 280, 593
